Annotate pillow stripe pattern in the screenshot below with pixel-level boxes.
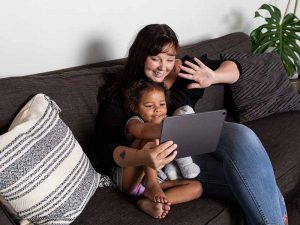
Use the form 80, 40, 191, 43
0, 94, 101, 225
3, 126, 75, 201
221, 52, 300, 122
0, 101, 56, 173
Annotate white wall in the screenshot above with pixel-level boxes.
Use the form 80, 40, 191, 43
0, 0, 296, 77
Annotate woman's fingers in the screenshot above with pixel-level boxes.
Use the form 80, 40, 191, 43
184, 59, 202, 71
187, 82, 202, 89
178, 71, 194, 80
180, 64, 195, 74
178, 57, 215, 88
181, 58, 206, 72
193, 57, 206, 68
178, 59, 206, 80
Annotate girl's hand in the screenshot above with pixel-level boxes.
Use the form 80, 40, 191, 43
142, 140, 177, 170
178, 57, 216, 89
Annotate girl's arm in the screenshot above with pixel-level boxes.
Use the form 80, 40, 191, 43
127, 119, 162, 139
97, 97, 176, 171
113, 140, 177, 170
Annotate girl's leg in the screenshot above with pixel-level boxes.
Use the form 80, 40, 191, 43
160, 179, 202, 204
138, 179, 202, 219
194, 122, 287, 225
120, 140, 154, 195
121, 166, 171, 219
121, 166, 145, 194
137, 199, 170, 219
144, 167, 168, 203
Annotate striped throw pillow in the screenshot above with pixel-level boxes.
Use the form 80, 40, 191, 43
0, 94, 109, 225
221, 52, 300, 122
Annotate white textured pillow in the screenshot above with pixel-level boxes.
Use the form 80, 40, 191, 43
0, 94, 111, 225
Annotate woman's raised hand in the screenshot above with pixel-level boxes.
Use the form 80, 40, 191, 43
178, 57, 216, 89
142, 140, 177, 170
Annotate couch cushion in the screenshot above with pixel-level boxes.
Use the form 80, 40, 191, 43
179, 32, 251, 59
194, 84, 226, 113
0, 65, 123, 163
71, 186, 243, 225
0, 204, 15, 225
245, 111, 300, 199
221, 52, 300, 122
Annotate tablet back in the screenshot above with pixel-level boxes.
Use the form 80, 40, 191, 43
160, 109, 226, 158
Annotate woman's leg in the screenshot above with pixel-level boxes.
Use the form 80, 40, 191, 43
193, 122, 287, 225
277, 187, 288, 225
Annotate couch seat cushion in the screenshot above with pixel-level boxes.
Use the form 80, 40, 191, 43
71, 187, 243, 225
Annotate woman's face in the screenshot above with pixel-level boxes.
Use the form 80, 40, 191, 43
144, 44, 176, 83
134, 89, 167, 124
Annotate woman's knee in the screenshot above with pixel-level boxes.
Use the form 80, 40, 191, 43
217, 122, 269, 162
219, 122, 275, 173
224, 121, 255, 137
221, 122, 261, 148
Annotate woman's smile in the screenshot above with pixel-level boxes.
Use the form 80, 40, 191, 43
154, 71, 165, 77
144, 46, 176, 83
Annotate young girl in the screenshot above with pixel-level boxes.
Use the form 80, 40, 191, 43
112, 78, 202, 219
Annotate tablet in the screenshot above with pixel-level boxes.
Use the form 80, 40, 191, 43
160, 109, 226, 158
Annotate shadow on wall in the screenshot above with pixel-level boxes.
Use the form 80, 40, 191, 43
222, 8, 252, 34
181, 8, 251, 49
80, 38, 111, 65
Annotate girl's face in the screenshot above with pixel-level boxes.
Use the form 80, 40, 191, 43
144, 44, 176, 83
134, 89, 167, 124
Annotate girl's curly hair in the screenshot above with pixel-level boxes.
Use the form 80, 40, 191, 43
124, 78, 169, 115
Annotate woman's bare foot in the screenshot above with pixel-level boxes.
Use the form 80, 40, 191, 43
137, 198, 171, 219
144, 183, 169, 203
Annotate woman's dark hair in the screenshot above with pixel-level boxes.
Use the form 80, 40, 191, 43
124, 78, 169, 115
101, 24, 179, 99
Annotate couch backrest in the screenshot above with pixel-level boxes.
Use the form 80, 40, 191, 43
0, 32, 251, 162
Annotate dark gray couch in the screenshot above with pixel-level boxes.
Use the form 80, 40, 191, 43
0, 32, 299, 225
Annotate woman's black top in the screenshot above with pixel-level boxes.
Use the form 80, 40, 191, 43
95, 54, 241, 174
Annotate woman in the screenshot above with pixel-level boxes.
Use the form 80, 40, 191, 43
96, 24, 288, 224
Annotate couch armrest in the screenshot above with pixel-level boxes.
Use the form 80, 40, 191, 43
0, 205, 16, 225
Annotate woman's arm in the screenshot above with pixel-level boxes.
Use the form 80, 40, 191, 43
127, 119, 162, 140
212, 60, 240, 84
113, 140, 177, 170
178, 58, 240, 89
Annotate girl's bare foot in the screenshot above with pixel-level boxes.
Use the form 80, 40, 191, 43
144, 183, 169, 203
137, 198, 171, 219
